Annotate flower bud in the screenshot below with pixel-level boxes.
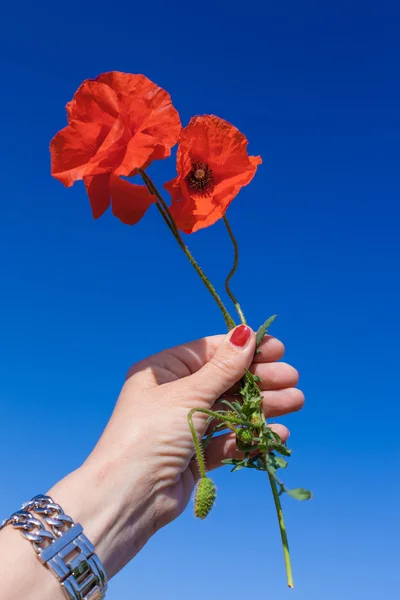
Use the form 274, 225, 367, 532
236, 428, 253, 451
194, 477, 216, 519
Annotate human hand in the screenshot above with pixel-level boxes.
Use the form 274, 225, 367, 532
50, 325, 304, 579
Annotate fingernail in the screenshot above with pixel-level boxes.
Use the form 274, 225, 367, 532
230, 325, 251, 348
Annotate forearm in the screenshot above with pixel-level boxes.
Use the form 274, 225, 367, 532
0, 463, 155, 599
0, 525, 64, 600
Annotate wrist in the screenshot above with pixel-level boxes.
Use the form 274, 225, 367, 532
0, 525, 63, 600
48, 461, 157, 578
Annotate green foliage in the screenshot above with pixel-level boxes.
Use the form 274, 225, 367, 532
268, 454, 288, 474
220, 399, 243, 416
187, 332, 311, 587
269, 442, 292, 457
221, 458, 247, 472
256, 314, 277, 347
285, 488, 313, 501
240, 370, 263, 418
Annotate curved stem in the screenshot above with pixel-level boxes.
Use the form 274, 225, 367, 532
223, 215, 246, 324
139, 170, 236, 330
188, 409, 207, 479
189, 407, 254, 428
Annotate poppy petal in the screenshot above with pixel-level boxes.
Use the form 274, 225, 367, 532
50, 121, 107, 187
170, 170, 260, 233
84, 173, 111, 219
114, 132, 156, 177
85, 116, 131, 176
110, 176, 154, 225
166, 114, 262, 233
66, 80, 119, 126
181, 115, 261, 178
168, 194, 197, 234
51, 71, 181, 216
97, 72, 181, 166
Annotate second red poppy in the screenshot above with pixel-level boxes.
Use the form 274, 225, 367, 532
165, 115, 262, 233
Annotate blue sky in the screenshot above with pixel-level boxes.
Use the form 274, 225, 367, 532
0, 1, 399, 598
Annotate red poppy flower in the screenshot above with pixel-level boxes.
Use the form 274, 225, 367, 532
164, 115, 262, 233
50, 71, 181, 223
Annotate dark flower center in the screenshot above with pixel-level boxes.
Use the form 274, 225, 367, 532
186, 161, 214, 192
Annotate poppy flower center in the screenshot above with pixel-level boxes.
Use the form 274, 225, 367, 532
186, 161, 214, 193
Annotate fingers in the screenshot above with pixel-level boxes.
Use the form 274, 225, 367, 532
252, 335, 285, 363
207, 387, 304, 435
202, 424, 290, 473
127, 332, 285, 383
261, 387, 305, 417
251, 361, 299, 390
177, 326, 257, 405
226, 361, 299, 396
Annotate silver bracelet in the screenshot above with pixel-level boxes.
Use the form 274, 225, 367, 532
0, 494, 108, 599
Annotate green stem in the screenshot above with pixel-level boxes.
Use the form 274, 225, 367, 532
187, 409, 207, 479
260, 411, 294, 588
188, 407, 254, 428
139, 170, 236, 331
223, 215, 247, 324
268, 473, 294, 588
140, 170, 175, 231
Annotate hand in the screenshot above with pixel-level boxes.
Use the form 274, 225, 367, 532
50, 326, 304, 579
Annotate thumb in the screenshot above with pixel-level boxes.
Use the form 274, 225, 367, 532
186, 325, 256, 404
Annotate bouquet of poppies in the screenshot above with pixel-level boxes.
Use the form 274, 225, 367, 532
50, 71, 311, 588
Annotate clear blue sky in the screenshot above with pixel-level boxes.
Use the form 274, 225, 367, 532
1, 1, 399, 598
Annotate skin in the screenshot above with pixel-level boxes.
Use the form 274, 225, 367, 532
0, 327, 304, 598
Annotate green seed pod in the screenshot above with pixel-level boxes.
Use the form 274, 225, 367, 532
251, 414, 263, 427
194, 477, 216, 519
235, 428, 253, 451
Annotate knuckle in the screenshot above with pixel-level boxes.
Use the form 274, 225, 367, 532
210, 354, 236, 379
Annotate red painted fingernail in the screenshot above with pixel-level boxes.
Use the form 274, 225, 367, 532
230, 325, 251, 347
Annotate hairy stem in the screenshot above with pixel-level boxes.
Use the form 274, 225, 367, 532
139, 170, 236, 330
223, 215, 246, 324
188, 407, 254, 429
187, 409, 207, 479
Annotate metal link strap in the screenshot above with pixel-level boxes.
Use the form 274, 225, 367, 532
1, 495, 107, 599
0, 509, 56, 553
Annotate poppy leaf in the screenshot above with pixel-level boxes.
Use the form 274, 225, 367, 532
232, 401, 244, 413
256, 315, 277, 347
220, 399, 243, 416
231, 464, 244, 473
273, 456, 288, 470
285, 488, 312, 501
221, 458, 244, 466
267, 454, 288, 474
270, 442, 292, 457
271, 431, 282, 442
